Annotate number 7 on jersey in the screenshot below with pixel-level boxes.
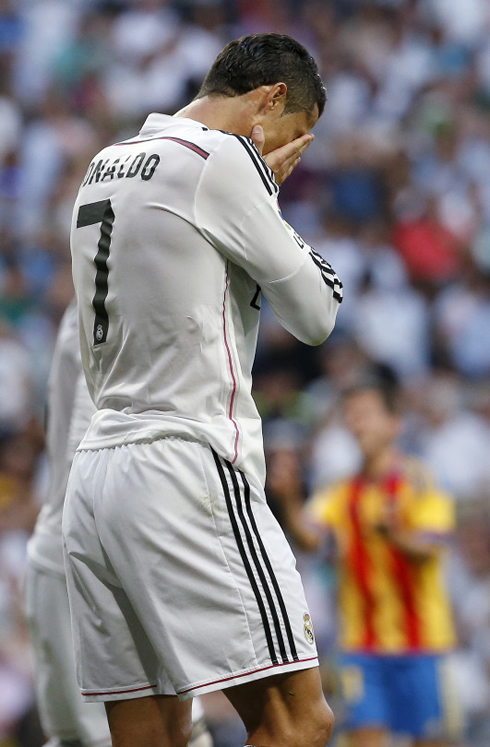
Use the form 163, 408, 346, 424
77, 199, 115, 346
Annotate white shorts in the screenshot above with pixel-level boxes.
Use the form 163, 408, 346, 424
24, 561, 112, 746
63, 437, 318, 702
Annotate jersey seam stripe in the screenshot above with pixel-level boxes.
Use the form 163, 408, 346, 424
228, 134, 276, 196
211, 449, 278, 665
222, 262, 240, 462
224, 460, 290, 664
239, 470, 299, 662
177, 655, 318, 694
114, 136, 210, 159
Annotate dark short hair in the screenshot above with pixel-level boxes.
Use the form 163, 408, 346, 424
342, 365, 401, 415
197, 33, 326, 119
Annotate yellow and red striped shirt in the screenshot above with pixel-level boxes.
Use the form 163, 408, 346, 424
307, 459, 456, 654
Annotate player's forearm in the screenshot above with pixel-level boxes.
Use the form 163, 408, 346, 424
386, 530, 441, 561
263, 248, 342, 345
279, 500, 322, 553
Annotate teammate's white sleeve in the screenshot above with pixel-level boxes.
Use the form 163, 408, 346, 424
66, 371, 97, 458
195, 135, 343, 345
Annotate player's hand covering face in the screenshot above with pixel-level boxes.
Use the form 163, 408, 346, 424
250, 115, 316, 185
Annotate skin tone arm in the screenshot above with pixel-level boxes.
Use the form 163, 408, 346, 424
375, 515, 446, 562
267, 450, 323, 553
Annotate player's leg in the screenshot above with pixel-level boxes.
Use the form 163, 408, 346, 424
103, 695, 209, 747
104, 695, 192, 747
225, 666, 334, 747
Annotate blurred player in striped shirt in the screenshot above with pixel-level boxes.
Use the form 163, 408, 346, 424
275, 371, 461, 747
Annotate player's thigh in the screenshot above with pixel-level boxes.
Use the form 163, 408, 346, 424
225, 666, 333, 743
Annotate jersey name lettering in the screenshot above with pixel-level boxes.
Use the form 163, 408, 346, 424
82, 152, 161, 186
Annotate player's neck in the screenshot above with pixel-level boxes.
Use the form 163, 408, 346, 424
362, 445, 399, 480
174, 93, 260, 137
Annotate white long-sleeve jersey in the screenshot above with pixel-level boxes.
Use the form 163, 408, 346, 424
70, 114, 342, 487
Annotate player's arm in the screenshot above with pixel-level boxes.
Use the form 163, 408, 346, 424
267, 450, 322, 552
377, 464, 456, 561
195, 136, 343, 346
376, 520, 445, 561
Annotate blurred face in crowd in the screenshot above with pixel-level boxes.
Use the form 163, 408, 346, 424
343, 388, 400, 460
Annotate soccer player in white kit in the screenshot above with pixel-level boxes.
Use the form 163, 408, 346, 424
25, 302, 212, 747
64, 34, 343, 747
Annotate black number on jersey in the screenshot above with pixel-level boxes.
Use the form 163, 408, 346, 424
250, 284, 261, 310
77, 199, 115, 346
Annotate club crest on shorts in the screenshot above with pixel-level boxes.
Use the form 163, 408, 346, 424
303, 613, 315, 645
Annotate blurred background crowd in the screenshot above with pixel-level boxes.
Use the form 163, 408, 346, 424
1, 0, 490, 745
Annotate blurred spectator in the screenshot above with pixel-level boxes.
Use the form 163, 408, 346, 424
433, 265, 490, 378
412, 372, 490, 502
0, 321, 31, 435
392, 195, 464, 286
0, 424, 43, 746
447, 510, 490, 747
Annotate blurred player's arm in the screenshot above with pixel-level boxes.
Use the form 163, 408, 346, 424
195, 136, 343, 346
375, 519, 446, 561
376, 461, 456, 562
267, 451, 330, 553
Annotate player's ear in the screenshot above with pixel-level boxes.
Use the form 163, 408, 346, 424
270, 82, 287, 111
258, 83, 287, 116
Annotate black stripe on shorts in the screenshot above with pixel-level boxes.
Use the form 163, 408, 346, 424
212, 449, 278, 665
224, 460, 290, 664
212, 450, 297, 665
239, 469, 299, 662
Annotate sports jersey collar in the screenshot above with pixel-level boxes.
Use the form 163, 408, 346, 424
140, 113, 207, 136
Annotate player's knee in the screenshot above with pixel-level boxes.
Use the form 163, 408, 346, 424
168, 715, 193, 747
306, 699, 334, 747
281, 698, 334, 747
